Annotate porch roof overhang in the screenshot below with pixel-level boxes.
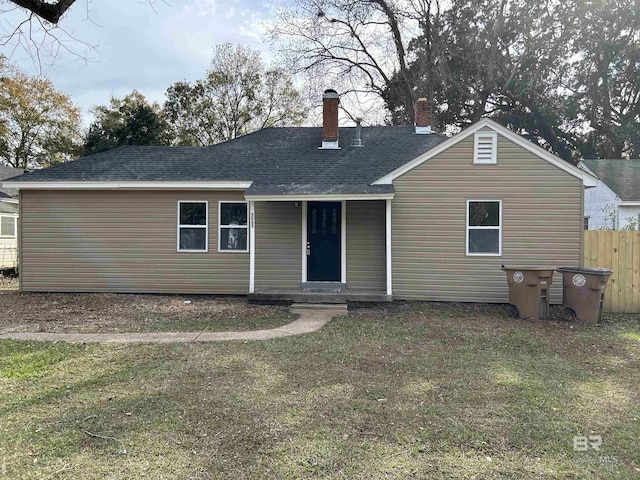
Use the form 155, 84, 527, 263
244, 183, 395, 201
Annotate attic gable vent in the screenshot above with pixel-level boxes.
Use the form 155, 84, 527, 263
474, 132, 497, 164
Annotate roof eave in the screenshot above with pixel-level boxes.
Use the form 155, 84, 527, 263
1, 180, 254, 190
244, 193, 395, 202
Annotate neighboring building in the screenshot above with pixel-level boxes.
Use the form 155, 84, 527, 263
579, 159, 640, 230
0, 165, 24, 269
2, 91, 596, 304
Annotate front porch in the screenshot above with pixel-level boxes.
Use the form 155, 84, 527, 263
250, 198, 393, 298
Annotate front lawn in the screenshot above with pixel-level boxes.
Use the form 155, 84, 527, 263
0, 302, 638, 479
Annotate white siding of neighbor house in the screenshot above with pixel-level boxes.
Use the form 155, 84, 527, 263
391, 128, 583, 304
618, 205, 640, 230
583, 178, 621, 230
0, 201, 18, 269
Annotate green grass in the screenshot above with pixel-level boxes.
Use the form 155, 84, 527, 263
0, 302, 638, 479
133, 310, 295, 332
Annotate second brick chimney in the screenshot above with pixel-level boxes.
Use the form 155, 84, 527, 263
415, 98, 432, 134
320, 89, 340, 149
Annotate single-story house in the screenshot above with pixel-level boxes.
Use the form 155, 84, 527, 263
579, 159, 640, 230
2, 90, 596, 303
0, 165, 24, 269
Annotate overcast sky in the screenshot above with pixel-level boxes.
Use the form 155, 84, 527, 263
0, 0, 288, 126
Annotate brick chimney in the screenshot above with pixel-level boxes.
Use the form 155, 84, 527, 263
415, 97, 432, 134
320, 89, 340, 149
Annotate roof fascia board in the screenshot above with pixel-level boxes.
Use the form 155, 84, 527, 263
374, 119, 597, 187
244, 193, 394, 201
577, 161, 597, 177
619, 201, 640, 206
1, 181, 253, 190
0, 198, 18, 204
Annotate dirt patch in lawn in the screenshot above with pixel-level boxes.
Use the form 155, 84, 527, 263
0, 292, 295, 334
0, 272, 18, 291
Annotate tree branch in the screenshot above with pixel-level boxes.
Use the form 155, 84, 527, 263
9, 0, 77, 24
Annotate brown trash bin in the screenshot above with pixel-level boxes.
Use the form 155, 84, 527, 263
556, 267, 613, 324
501, 266, 556, 320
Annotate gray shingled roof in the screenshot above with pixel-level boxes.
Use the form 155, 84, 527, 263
582, 159, 640, 201
5, 127, 447, 195
0, 165, 24, 199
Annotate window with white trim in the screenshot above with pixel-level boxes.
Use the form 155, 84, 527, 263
219, 202, 248, 252
584, 216, 590, 230
467, 200, 502, 255
473, 132, 497, 164
177, 201, 208, 252
0, 215, 16, 238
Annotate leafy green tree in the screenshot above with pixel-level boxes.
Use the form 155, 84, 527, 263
0, 57, 81, 169
569, 0, 640, 159
164, 43, 307, 146
83, 90, 169, 155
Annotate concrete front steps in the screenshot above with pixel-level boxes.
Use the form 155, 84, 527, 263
248, 288, 391, 304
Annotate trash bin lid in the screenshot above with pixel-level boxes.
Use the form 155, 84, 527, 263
501, 265, 556, 271
556, 266, 613, 275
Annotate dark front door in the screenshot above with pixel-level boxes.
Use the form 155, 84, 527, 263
307, 202, 341, 282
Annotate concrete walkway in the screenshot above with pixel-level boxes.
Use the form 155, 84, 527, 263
0, 304, 346, 344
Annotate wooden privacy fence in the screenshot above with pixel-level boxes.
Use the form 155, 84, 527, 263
583, 231, 640, 313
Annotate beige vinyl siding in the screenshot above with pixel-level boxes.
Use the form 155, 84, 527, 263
20, 190, 249, 293
346, 200, 386, 290
255, 201, 301, 289
392, 131, 583, 303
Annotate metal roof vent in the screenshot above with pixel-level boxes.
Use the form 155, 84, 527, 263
352, 117, 363, 147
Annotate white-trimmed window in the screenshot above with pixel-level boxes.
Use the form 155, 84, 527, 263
473, 132, 497, 164
219, 202, 248, 252
0, 215, 16, 238
584, 216, 590, 230
177, 201, 208, 252
466, 200, 502, 255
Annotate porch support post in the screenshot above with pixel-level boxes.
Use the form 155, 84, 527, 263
249, 200, 255, 293
386, 199, 392, 296
301, 201, 307, 283
341, 200, 346, 284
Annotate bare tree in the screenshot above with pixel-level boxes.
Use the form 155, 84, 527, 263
268, 0, 424, 124
0, 1, 166, 71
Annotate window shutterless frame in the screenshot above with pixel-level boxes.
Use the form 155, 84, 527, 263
466, 200, 502, 256
177, 201, 208, 252
0, 215, 17, 238
218, 201, 249, 253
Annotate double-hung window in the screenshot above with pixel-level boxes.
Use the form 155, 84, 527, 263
0, 215, 16, 238
177, 201, 208, 252
467, 200, 502, 255
219, 202, 248, 252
